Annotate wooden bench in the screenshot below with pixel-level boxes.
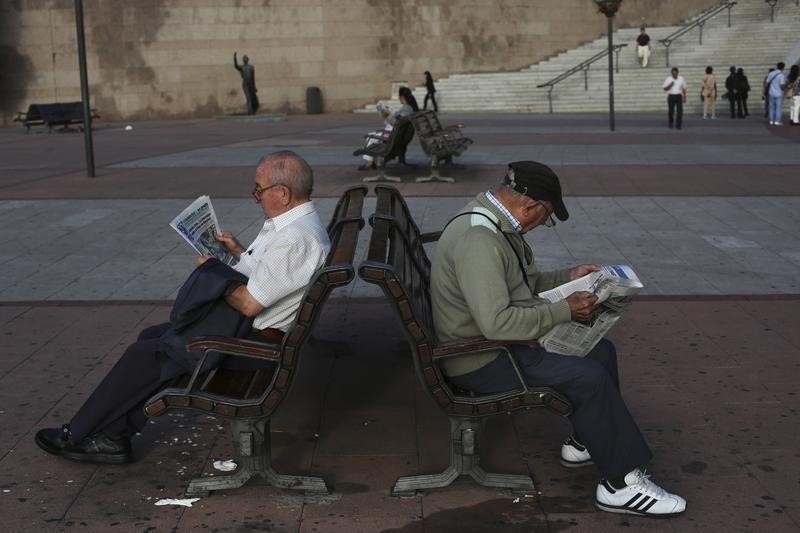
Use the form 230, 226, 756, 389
13, 102, 99, 133
144, 186, 368, 497
352, 117, 416, 183
358, 185, 572, 496
408, 110, 473, 183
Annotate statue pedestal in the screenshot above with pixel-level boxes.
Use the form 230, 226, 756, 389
218, 112, 287, 122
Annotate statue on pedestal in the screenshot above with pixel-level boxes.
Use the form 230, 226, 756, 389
233, 52, 259, 115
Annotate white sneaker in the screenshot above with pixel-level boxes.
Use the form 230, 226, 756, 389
595, 468, 686, 517
560, 436, 593, 468
770, 121, 775, 125
776, 122, 783, 126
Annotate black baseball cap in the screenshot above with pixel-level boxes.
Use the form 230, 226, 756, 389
504, 161, 569, 221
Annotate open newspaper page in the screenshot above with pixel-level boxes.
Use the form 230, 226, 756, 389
536, 265, 643, 356
169, 196, 236, 266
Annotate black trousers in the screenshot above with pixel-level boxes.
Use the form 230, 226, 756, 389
735, 95, 747, 118
69, 323, 182, 440
424, 92, 438, 112
667, 94, 683, 128
729, 93, 737, 117
69, 323, 269, 441
449, 339, 652, 480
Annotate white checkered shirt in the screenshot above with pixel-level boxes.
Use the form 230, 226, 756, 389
234, 201, 330, 331
485, 191, 522, 232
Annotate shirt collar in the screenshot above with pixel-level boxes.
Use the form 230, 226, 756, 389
266, 201, 316, 232
483, 191, 522, 233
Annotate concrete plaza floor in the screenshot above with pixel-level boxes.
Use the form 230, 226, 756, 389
0, 112, 798, 532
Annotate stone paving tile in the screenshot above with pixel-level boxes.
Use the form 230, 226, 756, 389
1, 299, 800, 531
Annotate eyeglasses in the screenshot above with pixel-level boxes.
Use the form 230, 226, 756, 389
533, 200, 557, 228
251, 182, 282, 201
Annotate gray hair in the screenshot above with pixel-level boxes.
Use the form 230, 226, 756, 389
496, 181, 527, 201
257, 150, 314, 198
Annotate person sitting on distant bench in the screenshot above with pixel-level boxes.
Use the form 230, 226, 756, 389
357, 86, 419, 171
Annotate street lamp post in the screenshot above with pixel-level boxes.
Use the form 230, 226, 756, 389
594, 1, 623, 132
74, 0, 95, 177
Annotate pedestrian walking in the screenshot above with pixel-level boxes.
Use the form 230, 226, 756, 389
423, 71, 438, 112
765, 62, 787, 125
663, 67, 687, 129
701, 66, 717, 119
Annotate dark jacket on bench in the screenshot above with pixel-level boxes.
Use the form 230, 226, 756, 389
160, 258, 253, 375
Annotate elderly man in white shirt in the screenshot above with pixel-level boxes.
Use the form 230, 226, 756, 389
663, 67, 688, 129
35, 151, 331, 465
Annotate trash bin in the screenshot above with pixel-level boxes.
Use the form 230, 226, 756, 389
306, 86, 323, 114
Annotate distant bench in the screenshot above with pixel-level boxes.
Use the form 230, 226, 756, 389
353, 116, 416, 183
13, 102, 99, 133
408, 110, 473, 183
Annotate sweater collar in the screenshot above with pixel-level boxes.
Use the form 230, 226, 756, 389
476, 192, 522, 233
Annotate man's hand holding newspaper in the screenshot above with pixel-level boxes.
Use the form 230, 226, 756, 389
170, 196, 236, 266
537, 265, 644, 356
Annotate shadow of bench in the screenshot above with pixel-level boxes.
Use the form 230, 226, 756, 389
144, 185, 368, 497
358, 185, 572, 496
408, 110, 473, 183
13, 102, 99, 133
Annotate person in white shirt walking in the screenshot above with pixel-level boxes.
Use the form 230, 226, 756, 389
663, 67, 688, 129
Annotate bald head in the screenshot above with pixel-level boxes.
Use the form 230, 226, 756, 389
256, 150, 314, 200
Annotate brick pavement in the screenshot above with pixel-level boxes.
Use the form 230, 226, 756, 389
0, 113, 798, 532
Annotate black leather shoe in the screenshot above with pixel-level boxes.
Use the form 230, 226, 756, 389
61, 433, 133, 464
35, 425, 73, 456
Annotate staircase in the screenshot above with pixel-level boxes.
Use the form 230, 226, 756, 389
357, 0, 800, 114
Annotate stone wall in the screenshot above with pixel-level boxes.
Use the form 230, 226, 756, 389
0, 0, 719, 125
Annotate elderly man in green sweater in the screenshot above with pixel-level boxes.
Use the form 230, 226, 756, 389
430, 161, 686, 518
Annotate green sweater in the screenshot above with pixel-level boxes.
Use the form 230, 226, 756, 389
430, 193, 573, 377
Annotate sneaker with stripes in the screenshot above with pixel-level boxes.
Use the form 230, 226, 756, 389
595, 468, 686, 517
560, 436, 593, 468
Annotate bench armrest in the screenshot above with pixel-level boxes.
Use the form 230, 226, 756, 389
432, 336, 537, 358
13, 112, 27, 121
421, 231, 442, 243
187, 336, 281, 362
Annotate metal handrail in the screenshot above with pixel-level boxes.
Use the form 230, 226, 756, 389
765, 0, 798, 22
659, 1, 737, 67
536, 43, 627, 114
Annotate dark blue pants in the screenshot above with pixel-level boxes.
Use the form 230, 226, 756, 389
69, 323, 182, 440
667, 94, 683, 128
449, 339, 652, 479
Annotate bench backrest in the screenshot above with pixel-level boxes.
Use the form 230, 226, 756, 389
374, 117, 415, 160
387, 118, 415, 158
25, 104, 43, 121
359, 185, 572, 418
38, 102, 85, 126
408, 110, 438, 140
145, 186, 368, 419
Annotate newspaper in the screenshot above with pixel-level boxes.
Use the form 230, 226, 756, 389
537, 265, 643, 356
169, 196, 235, 266
376, 101, 391, 114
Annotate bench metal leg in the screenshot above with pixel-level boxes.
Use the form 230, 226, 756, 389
362, 157, 401, 183
415, 157, 455, 183
391, 417, 535, 496
185, 418, 328, 497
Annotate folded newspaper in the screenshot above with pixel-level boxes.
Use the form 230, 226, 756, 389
537, 265, 643, 356
169, 196, 236, 266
